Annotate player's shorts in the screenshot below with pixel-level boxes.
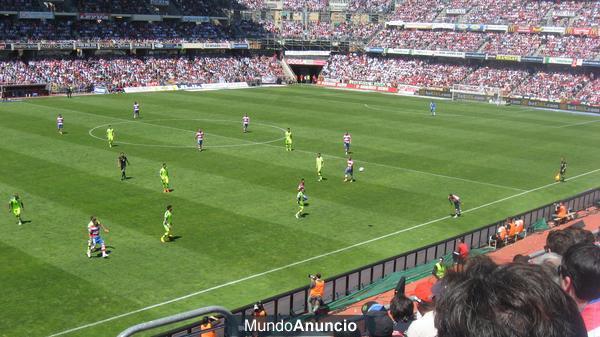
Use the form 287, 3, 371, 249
285, 139, 292, 145
163, 224, 172, 232
298, 205, 304, 212
243, 123, 248, 127
57, 123, 63, 129
161, 177, 169, 184
12, 208, 21, 216
197, 139, 203, 145
317, 168, 322, 175
345, 167, 353, 175
344, 142, 350, 150
108, 136, 114, 141
454, 202, 461, 210
90, 236, 104, 246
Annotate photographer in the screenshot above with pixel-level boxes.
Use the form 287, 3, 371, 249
308, 273, 325, 313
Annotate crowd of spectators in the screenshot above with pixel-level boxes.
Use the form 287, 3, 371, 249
321, 54, 600, 104
571, 1, 600, 27
575, 77, 600, 106
321, 54, 473, 87
512, 71, 591, 102
0, 19, 232, 43
76, 0, 152, 15
283, 0, 328, 11
368, 29, 599, 60
236, 0, 267, 10
333, 22, 380, 41
461, 66, 530, 94
390, 0, 444, 22
482, 32, 543, 56
170, 0, 226, 16
385, 0, 600, 27
369, 29, 488, 51
346, 0, 392, 13
538, 35, 600, 60
0, 0, 43, 11
0, 55, 284, 91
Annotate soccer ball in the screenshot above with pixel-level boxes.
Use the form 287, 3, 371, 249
359, 167, 365, 172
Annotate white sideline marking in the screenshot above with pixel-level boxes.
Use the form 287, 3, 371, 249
555, 119, 600, 129
47, 168, 600, 337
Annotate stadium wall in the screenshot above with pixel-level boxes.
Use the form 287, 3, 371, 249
157, 187, 600, 337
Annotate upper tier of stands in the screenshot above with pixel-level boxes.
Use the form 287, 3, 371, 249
369, 29, 600, 60
0, 0, 598, 27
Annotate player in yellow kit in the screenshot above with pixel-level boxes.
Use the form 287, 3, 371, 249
161, 205, 174, 243
316, 153, 324, 181
106, 125, 115, 148
8, 193, 24, 225
159, 163, 170, 193
284, 128, 293, 151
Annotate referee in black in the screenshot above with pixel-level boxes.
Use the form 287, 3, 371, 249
559, 157, 567, 182
118, 153, 130, 181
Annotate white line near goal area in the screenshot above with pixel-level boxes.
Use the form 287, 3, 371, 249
47, 167, 600, 337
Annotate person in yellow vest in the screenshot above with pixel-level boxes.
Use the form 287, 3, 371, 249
308, 273, 325, 313
200, 316, 217, 337
432, 257, 447, 280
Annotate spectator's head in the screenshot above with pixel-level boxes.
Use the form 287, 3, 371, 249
512, 254, 530, 264
389, 295, 414, 323
435, 261, 587, 337
365, 307, 394, 337
464, 254, 497, 276
546, 228, 595, 255
546, 229, 574, 255
560, 242, 600, 305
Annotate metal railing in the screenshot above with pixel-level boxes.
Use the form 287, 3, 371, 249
157, 187, 599, 337
118, 306, 238, 337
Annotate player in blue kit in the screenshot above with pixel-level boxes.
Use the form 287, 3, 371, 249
430, 101, 436, 116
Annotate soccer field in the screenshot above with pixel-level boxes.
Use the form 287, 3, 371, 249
2, 85, 599, 337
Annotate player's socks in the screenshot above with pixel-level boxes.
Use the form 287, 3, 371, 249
86, 249, 91, 258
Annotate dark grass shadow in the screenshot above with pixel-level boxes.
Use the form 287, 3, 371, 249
20, 220, 32, 225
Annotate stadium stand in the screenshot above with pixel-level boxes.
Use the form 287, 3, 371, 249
0, 55, 284, 92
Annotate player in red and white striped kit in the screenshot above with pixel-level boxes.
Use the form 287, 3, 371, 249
242, 114, 250, 133
344, 157, 355, 182
195, 129, 204, 151
56, 114, 64, 135
87, 216, 109, 258
343, 132, 352, 155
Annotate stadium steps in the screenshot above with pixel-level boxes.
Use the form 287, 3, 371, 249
477, 40, 489, 52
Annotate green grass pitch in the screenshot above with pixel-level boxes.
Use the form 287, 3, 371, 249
1, 85, 599, 337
